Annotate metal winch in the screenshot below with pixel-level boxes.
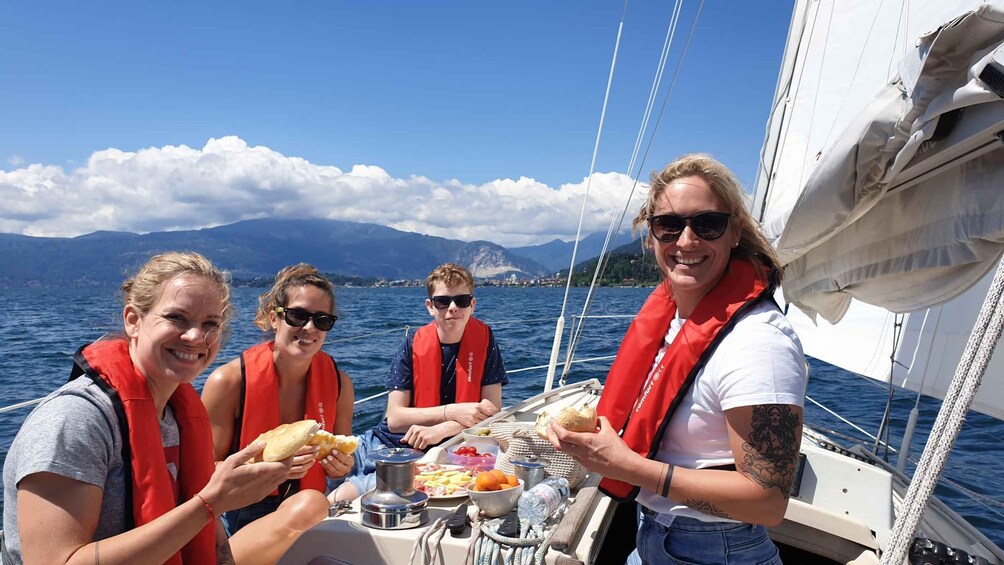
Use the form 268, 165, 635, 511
359, 447, 429, 530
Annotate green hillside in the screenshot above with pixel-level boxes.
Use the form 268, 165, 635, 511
564, 242, 661, 286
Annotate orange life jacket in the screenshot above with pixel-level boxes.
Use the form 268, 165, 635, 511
73, 339, 216, 565
238, 341, 340, 493
411, 318, 489, 408
596, 259, 776, 501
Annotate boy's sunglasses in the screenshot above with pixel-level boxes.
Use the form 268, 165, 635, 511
648, 212, 731, 243
275, 307, 337, 331
430, 294, 474, 310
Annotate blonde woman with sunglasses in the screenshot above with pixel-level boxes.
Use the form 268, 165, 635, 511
545, 154, 807, 565
202, 263, 354, 534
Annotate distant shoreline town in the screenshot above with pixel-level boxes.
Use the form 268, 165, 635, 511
233, 273, 656, 289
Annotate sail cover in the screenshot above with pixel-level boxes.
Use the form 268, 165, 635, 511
755, 0, 1004, 418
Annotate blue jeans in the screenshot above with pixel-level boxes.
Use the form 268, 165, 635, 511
627, 509, 782, 565
341, 429, 389, 495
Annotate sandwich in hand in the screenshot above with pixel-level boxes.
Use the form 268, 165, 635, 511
535, 406, 598, 439
252, 419, 360, 462
308, 429, 361, 460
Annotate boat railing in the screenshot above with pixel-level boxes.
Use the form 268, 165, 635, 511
327, 325, 412, 344
804, 394, 882, 446
0, 398, 45, 416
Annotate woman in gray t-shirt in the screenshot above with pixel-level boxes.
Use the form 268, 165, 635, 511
3, 252, 325, 565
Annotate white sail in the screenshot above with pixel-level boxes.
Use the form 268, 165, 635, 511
780, 268, 1004, 420
755, 0, 1004, 419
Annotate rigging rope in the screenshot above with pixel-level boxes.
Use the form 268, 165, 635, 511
408, 515, 449, 565
471, 517, 560, 565
874, 312, 904, 458
755, 0, 817, 222
562, 0, 705, 386
795, 2, 835, 190
543, 0, 629, 393
560, 0, 684, 384
880, 258, 1004, 564
805, 395, 883, 445
820, 0, 889, 148
896, 305, 945, 471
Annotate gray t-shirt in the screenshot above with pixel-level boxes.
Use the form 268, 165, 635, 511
2, 375, 180, 564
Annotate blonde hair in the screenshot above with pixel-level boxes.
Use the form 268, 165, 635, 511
632, 153, 782, 282
255, 263, 335, 331
426, 263, 474, 297
121, 251, 233, 329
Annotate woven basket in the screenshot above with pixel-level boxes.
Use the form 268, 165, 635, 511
489, 421, 588, 489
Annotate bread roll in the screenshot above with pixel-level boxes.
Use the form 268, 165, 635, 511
254, 419, 322, 462
308, 430, 361, 459
535, 406, 598, 439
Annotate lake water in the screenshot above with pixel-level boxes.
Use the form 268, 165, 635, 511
1, 285, 1001, 547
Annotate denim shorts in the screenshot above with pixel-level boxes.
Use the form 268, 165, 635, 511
627, 508, 782, 565
222, 493, 285, 536
341, 429, 389, 495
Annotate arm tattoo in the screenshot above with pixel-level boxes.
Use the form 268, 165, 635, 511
216, 519, 236, 565
217, 542, 236, 565
682, 499, 731, 519
739, 404, 800, 499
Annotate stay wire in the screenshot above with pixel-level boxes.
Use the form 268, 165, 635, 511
564, 0, 705, 382
561, 0, 683, 381
554, 0, 628, 322
756, 0, 816, 222
875, 313, 904, 460
545, 0, 628, 391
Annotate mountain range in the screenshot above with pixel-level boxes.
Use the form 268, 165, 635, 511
509, 230, 637, 272
0, 218, 640, 287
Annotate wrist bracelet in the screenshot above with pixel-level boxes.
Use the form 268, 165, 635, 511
660, 464, 674, 498
443, 405, 448, 421
194, 493, 216, 522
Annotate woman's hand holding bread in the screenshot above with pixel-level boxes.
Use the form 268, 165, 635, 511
535, 406, 598, 439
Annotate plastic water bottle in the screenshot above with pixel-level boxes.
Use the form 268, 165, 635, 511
517, 476, 570, 524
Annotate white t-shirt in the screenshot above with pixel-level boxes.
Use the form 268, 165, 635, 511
635, 300, 807, 522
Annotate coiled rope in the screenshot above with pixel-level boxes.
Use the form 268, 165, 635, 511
409, 516, 451, 565
469, 517, 559, 565
880, 258, 1004, 564
407, 506, 561, 565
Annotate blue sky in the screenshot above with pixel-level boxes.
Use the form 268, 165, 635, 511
0, 1, 795, 246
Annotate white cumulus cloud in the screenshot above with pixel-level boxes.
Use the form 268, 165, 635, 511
0, 136, 648, 247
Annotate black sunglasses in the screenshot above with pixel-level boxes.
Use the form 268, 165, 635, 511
648, 212, 731, 243
430, 294, 474, 310
275, 307, 337, 331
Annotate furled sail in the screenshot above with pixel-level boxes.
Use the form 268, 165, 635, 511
754, 0, 1004, 419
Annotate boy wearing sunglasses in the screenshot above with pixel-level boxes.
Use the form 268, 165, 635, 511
331, 263, 507, 502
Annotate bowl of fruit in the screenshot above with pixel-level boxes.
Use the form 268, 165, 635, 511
467, 470, 524, 517
447, 443, 498, 470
